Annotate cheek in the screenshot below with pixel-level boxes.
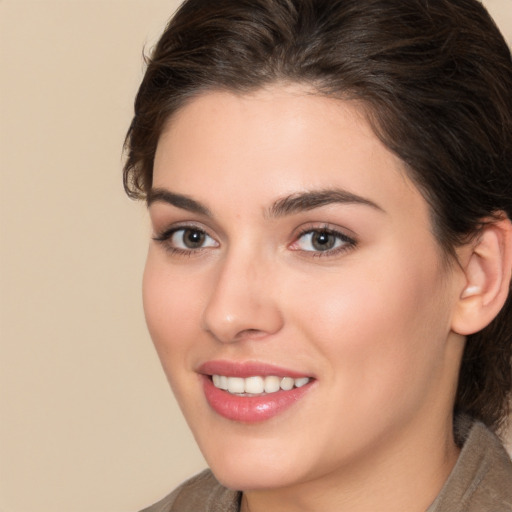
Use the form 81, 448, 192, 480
284, 255, 455, 455
142, 253, 202, 371
286, 248, 452, 390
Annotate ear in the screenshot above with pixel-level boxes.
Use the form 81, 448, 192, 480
451, 215, 512, 336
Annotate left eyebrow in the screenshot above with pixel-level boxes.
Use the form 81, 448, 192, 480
147, 188, 212, 217
267, 189, 384, 218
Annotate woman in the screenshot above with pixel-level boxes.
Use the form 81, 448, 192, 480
124, 0, 512, 510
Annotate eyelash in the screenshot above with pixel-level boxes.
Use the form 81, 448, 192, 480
152, 224, 357, 258
290, 226, 357, 258
152, 225, 218, 257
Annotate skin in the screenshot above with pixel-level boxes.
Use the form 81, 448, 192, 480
144, 86, 468, 512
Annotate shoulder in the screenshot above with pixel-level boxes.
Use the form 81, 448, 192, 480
429, 417, 512, 512
139, 469, 240, 512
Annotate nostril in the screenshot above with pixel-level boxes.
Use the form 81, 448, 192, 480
233, 328, 268, 341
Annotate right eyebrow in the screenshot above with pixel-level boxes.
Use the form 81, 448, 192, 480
267, 188, 384, 218
147, 188, 212, 217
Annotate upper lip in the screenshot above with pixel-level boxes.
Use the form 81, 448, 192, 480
198, 360, 312, 379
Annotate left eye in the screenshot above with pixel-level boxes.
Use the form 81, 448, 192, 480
170, 228, 217, 250
293, 229, 351, 252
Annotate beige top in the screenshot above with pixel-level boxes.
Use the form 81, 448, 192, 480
141, 417, 512, 512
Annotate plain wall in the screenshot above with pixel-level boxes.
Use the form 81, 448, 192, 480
1, 1, 511, 511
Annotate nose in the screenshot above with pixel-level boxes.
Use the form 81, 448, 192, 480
201, 250, 284, 343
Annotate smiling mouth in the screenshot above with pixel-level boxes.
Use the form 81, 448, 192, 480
211, 375, 311, 396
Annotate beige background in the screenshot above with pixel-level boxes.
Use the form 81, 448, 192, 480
1, 1, 511, 511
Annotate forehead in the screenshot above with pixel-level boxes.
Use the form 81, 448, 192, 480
153, 86, 428, 224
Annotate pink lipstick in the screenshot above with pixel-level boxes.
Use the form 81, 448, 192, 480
198, 360, 314, 423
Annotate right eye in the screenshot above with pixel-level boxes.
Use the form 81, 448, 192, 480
154, 227, 218, 252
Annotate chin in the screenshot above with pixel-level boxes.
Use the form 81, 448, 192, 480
197, 435, 313, 491
209, 462, 301, 492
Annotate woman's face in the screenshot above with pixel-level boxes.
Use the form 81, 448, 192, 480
144, 86, 466, 491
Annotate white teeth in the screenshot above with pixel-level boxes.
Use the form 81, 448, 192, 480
220, 376, 228, 390
212, 374, 311, 395
264, 375, 281, 393
245, 376, 265, 394
226, 377, 245, 394
280, 377, 294, 390
294, 377, 309, 388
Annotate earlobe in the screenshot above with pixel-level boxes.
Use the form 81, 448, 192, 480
451, 215, 512, 336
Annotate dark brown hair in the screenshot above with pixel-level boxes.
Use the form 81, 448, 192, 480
124, 0, 512, 431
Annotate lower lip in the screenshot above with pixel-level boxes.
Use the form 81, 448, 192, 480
202, 376, 313, 423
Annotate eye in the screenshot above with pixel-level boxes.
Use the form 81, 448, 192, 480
171, 228, 217, 249
153, 226, 218, 252
291, 228, 356, 254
